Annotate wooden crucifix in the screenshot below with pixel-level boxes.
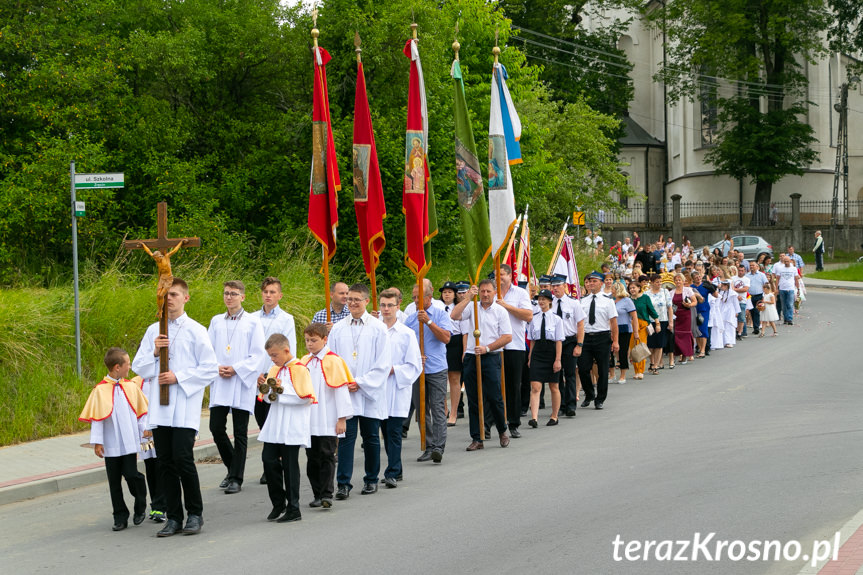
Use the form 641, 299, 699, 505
124, 202, 201, 405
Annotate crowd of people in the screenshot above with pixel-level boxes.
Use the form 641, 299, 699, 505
77, 231, 811, 535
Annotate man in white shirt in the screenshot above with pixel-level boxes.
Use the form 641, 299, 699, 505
378, 289, 422, 486
577, 272, 619, 410
329, 283, 391, 497
731, 265, 751, 339
622, 237, 632, 254
550, 274, 586, 416
772, 254, 800, 325
745, 263, 768, 336
251, 277, 297, 484
494, 265, 533, 437
131, 278, 219, 537
207, 281, 266, 495
450, 279, 513, 451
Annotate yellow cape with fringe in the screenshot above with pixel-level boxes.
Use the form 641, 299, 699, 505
78, 376, 148, 422
299, 351, 355, 388
267, 359, 316, 404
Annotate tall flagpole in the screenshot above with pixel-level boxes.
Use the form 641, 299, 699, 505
411, 19, 428, 453
355, 33, 379, 313
312, 14, 332, 324
547, 215, 570, 275
491, 41, 507, 424
502, 213, 522, 265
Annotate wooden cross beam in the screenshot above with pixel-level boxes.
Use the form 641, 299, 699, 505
125, 202, 201, 405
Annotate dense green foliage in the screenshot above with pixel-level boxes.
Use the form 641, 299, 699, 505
0, 0, 631, 287
648, 0, 829, 225
828, 0, 863, 77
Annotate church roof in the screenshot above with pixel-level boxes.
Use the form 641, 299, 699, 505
620, 115, 664, 148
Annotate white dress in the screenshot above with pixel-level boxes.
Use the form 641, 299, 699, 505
761, 293, 779, 322
257, 361, 313, 448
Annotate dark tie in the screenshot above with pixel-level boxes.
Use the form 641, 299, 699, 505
588, 296, 596, 325
540, 313, 546, 340
445, 305, 450, 313
556, 299, 563, 318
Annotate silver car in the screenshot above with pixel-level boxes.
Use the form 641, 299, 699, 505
709, 235, 773, 260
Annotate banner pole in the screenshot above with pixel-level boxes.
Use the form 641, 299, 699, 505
473, 295, 484, 439
323, 247, 331, 324
417, 273, 427, 451
546, 216, 570, 275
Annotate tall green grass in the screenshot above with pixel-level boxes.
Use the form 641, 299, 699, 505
0, 234, 601, 446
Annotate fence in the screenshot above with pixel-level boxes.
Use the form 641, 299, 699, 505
601, 200, 863, 228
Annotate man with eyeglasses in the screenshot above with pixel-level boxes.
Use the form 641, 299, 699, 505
329, 283, 391, 497
732, 265, 751, 339
207, 280, 266, 495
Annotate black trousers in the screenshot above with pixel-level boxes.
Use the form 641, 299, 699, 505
750, 293, 763, 332
503, 349, 525, 428
305, 435, 338, 500
151, 426, 202, 523
263, 443, 301, 513
253, 400, 270, 474
815, 250, 824, 271
464, 353, 507, 442
143, 457, 165, 512
578, 331, 612, 405
104, 453, 146, 522
209, 405, 249, 484
559, 337, 579, 410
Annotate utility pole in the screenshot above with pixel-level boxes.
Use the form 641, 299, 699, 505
831, 75, 860, 258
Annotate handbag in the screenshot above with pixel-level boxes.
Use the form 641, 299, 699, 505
697, 313, 704, 326
630, 341, 650, 364
646, 323, 655, 336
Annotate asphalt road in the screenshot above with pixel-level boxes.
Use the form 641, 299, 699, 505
2, 289, 862, 575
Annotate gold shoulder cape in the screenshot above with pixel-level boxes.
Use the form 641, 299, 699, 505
267, 359, 317, 404
299, 352, 355, 389
78, 377, 149, 422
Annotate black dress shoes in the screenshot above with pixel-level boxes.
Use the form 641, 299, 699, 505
595, 402, 604, 410
335, 485, 350, 500
416, 450, 432, 462
259, 473, 267, 485
219, 476, 230, 489
565, 409, 576, 417
361, 482, 378, 495
383, 477, 398, 488
309, 499, 322, 508
133, 512, 146, 526
546, 418, 559, 426
182, 514, 203, 535
581, 399, 592, 408
112, 520, 127, 532
431, 450, 443, 463
268, 506, 286, 521
225, 480, 241, 494
156, 519, 182, 537
528, 419, 538, 428
509, 427, 522, 438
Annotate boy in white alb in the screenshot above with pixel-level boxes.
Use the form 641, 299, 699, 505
378, 289, 422, 486
131, 278, 219, 537
252, 276, 297, 485
300, 322, 354, 508
207, 280, 266, 494
258, 333, 315, 523
79, 347, 149, 532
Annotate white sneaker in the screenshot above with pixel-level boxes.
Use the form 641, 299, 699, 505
617, 379, 626, 384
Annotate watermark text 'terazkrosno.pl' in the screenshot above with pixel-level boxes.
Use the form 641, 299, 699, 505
612, 532, 840, 567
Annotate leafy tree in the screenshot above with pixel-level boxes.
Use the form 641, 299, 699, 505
828, 0, 863, 77
648, 0, 830, 224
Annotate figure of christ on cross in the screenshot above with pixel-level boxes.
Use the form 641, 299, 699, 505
125, 202, 201, 405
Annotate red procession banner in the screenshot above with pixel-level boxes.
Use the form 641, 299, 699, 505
308, 40, 341, 262
352, 42, 386, 283
402, 31, 437, 276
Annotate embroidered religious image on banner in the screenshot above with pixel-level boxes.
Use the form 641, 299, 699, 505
311, 121, 328, 195
455, 138, 483, 210
352, 144, 371, 202
488, 134, 507, 190
404, 131, 425, 195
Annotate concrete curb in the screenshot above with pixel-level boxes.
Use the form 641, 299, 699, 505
0, 434, 256, 507
804, 278, 863, 291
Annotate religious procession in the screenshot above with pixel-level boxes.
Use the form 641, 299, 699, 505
75, 13, 809, 538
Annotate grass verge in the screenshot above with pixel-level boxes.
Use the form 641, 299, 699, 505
806, 263, 863, 282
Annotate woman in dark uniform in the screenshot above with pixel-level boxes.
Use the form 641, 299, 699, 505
441, 282, 465, 425
526, 290, 564, 427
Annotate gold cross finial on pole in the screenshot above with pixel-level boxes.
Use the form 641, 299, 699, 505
311, 7, 319, 48
493, 24, 501, 64
355, 31, 362, 63
453, 21, 460, 60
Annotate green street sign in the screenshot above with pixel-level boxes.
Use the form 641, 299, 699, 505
74, 173, 124, 189
74, 201, 86, 217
